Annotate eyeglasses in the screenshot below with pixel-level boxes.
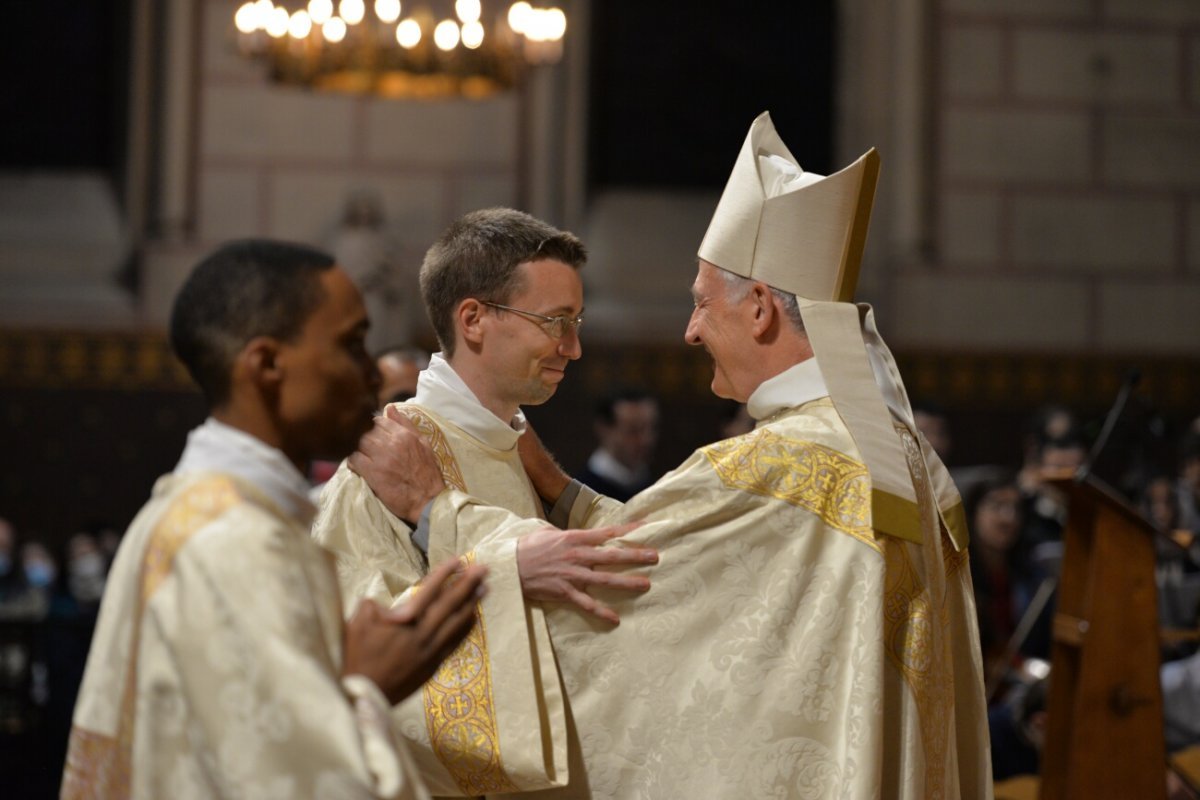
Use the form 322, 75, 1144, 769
482, 301, 584, 339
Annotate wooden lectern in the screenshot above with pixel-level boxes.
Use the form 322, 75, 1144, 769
1039, 472, 1165, 800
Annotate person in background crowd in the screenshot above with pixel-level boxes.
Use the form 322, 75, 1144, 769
1017, 405, 1076, 494
376, 346, 429, 408
19, 541, 56, 614
1178, 426, 1200, 536
0, 518, 20, 600
966, 469, 1050, 683
93, 526, 122, 571
1022, 433, 1088, 546
989, 674, 1049, 782
1144, 473, 1200, 652
913, 399, 953, 463
63, 533, 106, 610
577, 387, 661, 501
1144, 475, 1184, 534
716, 399, 755, 440
0, 519, 43, 620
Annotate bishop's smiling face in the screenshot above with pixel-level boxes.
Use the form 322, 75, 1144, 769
684, 260, 756, 403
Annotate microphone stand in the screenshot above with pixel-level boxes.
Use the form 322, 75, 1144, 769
1076, 368, 1141, 485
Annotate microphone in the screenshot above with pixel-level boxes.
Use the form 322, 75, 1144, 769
1077, 367, 1141, 483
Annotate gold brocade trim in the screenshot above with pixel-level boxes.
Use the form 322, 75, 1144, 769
702, 429, 877, 552
872, 488, 924, 545
421, 553, 519, 795
140, 477, 243, 601
399, 410, 517, 793
940, 501, 969, 554
883, 541, 952, 799
61, 727, 124, 800
61, 476, 244, 800
943, 530, 969, 580
394, 406, 467, 491
884, 426, 954, 799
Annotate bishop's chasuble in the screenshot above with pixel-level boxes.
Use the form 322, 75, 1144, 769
420, 358, 993, 799
313, 354, 571, 796
61, 419, 429, 800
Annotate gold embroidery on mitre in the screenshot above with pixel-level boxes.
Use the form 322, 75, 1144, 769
62, 476, 243, 800
421, 552, 518, 794
394, 406, 467, 491
702, 429, 877, 551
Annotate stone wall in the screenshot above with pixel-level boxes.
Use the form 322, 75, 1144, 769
889, 0, 1200, 354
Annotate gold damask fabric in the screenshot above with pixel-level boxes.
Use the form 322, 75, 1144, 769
62, 477, 242, 800
421, 554, 520, 795
432, 396, 992, 799
64, 472, 429, 799
314, 402, 570, 797
702, 430, 876, 549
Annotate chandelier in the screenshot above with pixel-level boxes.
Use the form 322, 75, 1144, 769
232, 0, 567, 100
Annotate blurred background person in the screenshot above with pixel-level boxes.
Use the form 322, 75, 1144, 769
990, 673, 1049, 783
375, 345, 429, 407
1144, 474, 1184, 534
18, 542, 55, 618
0, 518, 24, 611
62, 533, 106, 614
716, 400, 755, 440
966, 469, 1051, 691
1017, 405, 1078, 495
1178, 426, 1200, 536
577, 387, 660, 501
0, 519, 42, 621
913, 399, 953, 463
1021, 431, 1089, 547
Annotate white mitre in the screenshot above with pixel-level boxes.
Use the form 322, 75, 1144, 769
698, 112, 877, 301
699, 111, 933, 546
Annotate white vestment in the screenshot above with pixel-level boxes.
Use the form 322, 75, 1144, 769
419, 361, 993, 799
62, 419, 429, 800
314, 355, 571, 796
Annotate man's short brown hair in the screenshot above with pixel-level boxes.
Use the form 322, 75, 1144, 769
419, 208, 586, 356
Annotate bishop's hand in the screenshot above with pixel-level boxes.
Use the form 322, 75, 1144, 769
348, 405, 446, 525
517, 522, 657, 625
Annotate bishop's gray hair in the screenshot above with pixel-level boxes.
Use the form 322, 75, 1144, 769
716, 267, 806, 333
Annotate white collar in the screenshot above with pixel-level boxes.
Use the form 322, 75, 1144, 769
174, 417, 316, 525
413, 353, 526, 451
746, 358, 829, 422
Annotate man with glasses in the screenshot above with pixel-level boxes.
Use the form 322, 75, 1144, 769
313, 207, 657, 796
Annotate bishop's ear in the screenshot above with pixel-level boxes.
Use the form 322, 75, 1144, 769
747, 282, 777, 337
